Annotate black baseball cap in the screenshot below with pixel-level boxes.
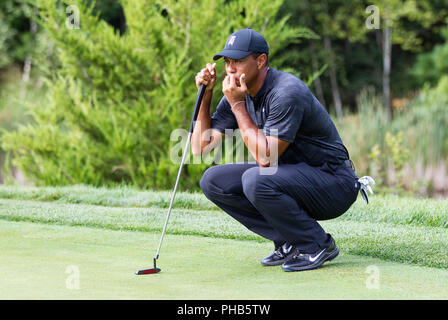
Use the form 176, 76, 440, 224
213, 28, 269, 61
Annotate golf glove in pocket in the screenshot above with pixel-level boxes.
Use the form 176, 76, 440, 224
358, 176, 375, 204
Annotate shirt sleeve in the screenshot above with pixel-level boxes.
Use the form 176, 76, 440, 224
263, 93, 304, 143
211, 96, 238, 133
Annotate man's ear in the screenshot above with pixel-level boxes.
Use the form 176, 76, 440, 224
257, 54, 267, 70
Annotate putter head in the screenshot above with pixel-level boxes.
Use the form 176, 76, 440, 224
135, 267, 161, 275
135, 257, 161, 275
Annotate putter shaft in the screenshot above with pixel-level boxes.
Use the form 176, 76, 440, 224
136, 84, 206, 275
153, 132, 192, 261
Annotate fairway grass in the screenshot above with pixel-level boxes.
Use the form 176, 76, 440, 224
0, 198, 447, 269
1, 185, 447, 228
1, 220, 448, 300
0, 185, 447, 299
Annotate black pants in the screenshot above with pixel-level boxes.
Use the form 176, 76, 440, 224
200, 161, 360, 253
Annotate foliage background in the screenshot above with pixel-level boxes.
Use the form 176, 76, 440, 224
1, 0, 313, 189
0, 0, 447, 197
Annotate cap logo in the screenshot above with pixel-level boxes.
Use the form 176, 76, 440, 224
228, 36, 236, 46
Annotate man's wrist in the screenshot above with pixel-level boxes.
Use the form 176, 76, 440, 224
231, 101, 246, 113
231, 100, 245, 109
204, 87, 214, 95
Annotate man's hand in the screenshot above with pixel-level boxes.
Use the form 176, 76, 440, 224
195, 63, 216, 92
222, 73, 247, 108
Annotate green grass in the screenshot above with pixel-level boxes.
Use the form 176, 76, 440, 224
0, 185, 447, 299
0, 184, 216, 210
1, 184, 447, 227
0, 186, 447, 269
1, 220, 448, 299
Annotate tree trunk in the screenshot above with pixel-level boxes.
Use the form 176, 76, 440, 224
22, 9, 38, 83
324, 36, 343, 119
383, 24, 392, 122
21, 8, 38, 101
311, 52, 327, 109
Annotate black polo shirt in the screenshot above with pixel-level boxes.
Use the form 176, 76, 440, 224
211, 68, 350, 166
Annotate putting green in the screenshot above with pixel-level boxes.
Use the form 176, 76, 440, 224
1, 220, 447, 299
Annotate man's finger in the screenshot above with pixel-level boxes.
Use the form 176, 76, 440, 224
201, 69, 211, 81
198, 76, 208, 85
202, 68, 210, 77
240, 73, 247, 91
207, 63, 215, 76
222, 76, 228, 89
206, 63, 212, 75
229, 74, 236, 87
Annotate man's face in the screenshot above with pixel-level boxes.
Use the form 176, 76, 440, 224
223, 54, 260, 87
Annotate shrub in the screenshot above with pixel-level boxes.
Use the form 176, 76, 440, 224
337, 78, 448, 196
1, 0, 312, 190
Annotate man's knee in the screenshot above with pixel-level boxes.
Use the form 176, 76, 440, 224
199, 166, 222, 199
241, 167, 273, 203
199, 168, 212, 197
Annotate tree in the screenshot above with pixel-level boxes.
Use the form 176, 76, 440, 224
0, 0, 37, 69
373, 0, 442, 121
279, 0, 448, 117
278, 0, 369, 119
412, 21, 448, 86
2, 0, 312, 189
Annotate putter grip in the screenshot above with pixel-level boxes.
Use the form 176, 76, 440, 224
189, 84, 206, 133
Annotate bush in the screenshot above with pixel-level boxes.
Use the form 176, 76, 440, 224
1, 0, 312, 190
337, 77, 448, 196
406, 76, 448, 165
411, 21, 448, 87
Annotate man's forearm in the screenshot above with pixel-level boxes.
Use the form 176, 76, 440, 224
231, 102, 270, 167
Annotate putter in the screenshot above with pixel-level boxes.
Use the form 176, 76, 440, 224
136, 84, 206, 275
